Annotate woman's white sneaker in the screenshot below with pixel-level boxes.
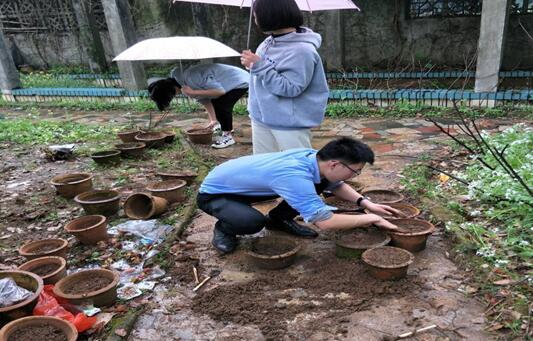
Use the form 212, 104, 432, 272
211, 135, 235, 149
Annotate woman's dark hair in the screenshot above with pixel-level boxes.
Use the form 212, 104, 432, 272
253, 0, 303, 32
317, 137, 374, 165
147, 78, 180, 111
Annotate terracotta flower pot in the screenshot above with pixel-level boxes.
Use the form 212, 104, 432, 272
361, 189, 404, 204
362, 246, 414, 281
388, 218, 435, 252
146, 179, 187, 204
344, 179, 365, 192
0, 316, 77, 341
0, 270, 43, 322
365, 202, 420, 220
117, 129, 142, 143
53, 269, 119, 307
185, 127, 212, 145
156, 170, 197, 185
18, 256, 67, 285
246, 237, 301, 270
124, 193, 168, 220
160, 130, 176, 143
64, 215, 108, 245
335, 229, 391, 259
50, 173, 93, 198
74, 190, 120, 217
18, 239, 69, 260
135, 132, 166, 148
115, 142, 146, 158
90, 150, 121, 165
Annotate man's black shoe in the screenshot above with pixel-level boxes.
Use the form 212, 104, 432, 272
265, 215, 318, 238
212, 227, 237, 254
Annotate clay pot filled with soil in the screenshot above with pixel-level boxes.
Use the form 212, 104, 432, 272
117, 129, 142, 143
0, 270, 43, 322
146, 179, 187, 204
335, 229, 391, 259
344, 179, 365, 192
361, 189, 404, 204
185, 127, 212, 145
362, 246, 414, 281
90, 150, 121, 165
0, 316, 78, 341
156, 170, 197, 185
365, 203, 421, 220
246, 237, 302, 270
18, 239, 69, 260
324, 197, 363, 212
50, 173, 93, 199
124, 193, 168, 220
74, 190, 120, 217
53, 269, 119, 307
115, 142, 146, 158
64, 215, 108, 245
388, 219, 435, 252
18, 256, 67, 285
134, 132, 166, 148
160, 130, 176, 143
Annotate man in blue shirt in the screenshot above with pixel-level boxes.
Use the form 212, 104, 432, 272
197, 137, 401, 254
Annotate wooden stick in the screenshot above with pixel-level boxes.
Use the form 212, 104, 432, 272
193, 266, 200, 284
397, 325, 437, 339
193, 276, 211, 292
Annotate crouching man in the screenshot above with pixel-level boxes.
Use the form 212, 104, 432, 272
197, 137, 400, 254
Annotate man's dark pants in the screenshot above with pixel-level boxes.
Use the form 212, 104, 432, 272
196, 179, 331, 236
211, 88, 248, 132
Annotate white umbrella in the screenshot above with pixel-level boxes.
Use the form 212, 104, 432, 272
172, 0, 360, 48
112, 36, 240, 61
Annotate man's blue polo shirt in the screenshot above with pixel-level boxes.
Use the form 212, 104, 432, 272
199, 148, 336, 223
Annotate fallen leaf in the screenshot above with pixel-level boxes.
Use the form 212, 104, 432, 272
487, 323, 504, 331
493, 279, 513, 286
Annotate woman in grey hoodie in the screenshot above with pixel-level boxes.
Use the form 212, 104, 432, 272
241, 0, 329, 154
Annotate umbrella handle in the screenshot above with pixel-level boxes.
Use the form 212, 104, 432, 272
246, 0, 253, 49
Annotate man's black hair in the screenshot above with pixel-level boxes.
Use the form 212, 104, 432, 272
253, 0, 303, 32
317, 137, 375, 165
147, 78, 181, 111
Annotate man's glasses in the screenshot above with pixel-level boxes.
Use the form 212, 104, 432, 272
339, 161, 362, 176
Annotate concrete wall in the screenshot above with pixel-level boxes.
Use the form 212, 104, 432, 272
3, 0, 533, 71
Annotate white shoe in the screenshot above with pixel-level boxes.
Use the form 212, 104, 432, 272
211, 135, 236, 149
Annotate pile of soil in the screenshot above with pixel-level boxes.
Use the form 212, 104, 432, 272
338, 229, 387, 247
30, 263, 60, 276
63, 276, 112, 295
393, 220, 432, 233
251, 240, 295, 256
364, 248, 411, 266
8, 324, 67, 341
192, 250, 419, 339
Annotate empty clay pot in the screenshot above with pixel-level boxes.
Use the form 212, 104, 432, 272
362, 246, 414, 280
135, 132, 166, 148
53, 269, 119, 307
185, 127, 212, 145
335, 229, 391, 259
90, 150, 121, 165
146, 179, 187, 204
156, 170, 197, 185
246, 237, 301, 270
18, 239, 69, 260
64, 215, 108, 245
50, 173, 93, 198
115, 142, 146, 157
124, 192, 168, 220
117, 129, 142, 143
0, 270, 43, 322
18, 256, 67, 285
0, 316, 78, 341
388, 218, 435, 252
361, 189, 404, 204
74, 190, 121, 216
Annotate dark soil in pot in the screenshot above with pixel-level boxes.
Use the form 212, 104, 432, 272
362, 246, 414, 280
115, 142, 146, 157
63, 276, 113, 295
252, 242, 294, 256
117, 129, 142, 143
7, 324, 67, 341
388, 219, 435, 252
361, 189, 404, 204
18, 239, 69, 260
90, 150, 121, 165
29, 263, 60, 277
134, 132, 166, 148
335, 229, 391, 259
246, 237, 301, 270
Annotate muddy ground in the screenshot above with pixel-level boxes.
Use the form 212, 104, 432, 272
1, 112, 516, 340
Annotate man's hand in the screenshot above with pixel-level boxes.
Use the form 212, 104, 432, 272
241, 50, 261, 70
181, 86, 196, 98
362, 201, 404, 217
373, 216, 399, 231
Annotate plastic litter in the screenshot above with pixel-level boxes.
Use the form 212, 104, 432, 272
108, 220, 172, 245
0, 277, 33, 307
117, 284, 142, 301
33, 285, 96, 332
45, 144, 76, 160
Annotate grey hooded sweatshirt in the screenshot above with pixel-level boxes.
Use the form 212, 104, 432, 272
248, 27, 329, 130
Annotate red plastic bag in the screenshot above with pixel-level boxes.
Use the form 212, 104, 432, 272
33, 285, 97, 332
